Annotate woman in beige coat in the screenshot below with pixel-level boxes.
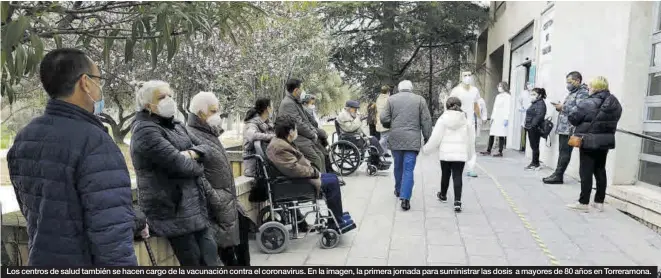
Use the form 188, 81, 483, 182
375, 85, 391, 157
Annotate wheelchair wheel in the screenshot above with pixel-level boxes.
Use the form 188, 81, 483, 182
257, 222, 289, 254
319, 229, 340, 249
329, 141, 361, 176
257, 205, 285, 226
367, 165, 377, 176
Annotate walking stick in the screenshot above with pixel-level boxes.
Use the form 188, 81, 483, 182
144, 240, 157, 266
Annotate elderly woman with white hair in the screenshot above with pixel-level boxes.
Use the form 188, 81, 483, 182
130, 80, 221, 266
186, 91, 252, 266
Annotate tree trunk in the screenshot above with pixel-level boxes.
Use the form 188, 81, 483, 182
428, 40, 434, 114
112, 126, 128, 145
382, 2, 398, 86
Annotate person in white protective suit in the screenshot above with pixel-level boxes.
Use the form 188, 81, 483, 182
449, 71, 481, 178
481, 81, 512, 157
476, 96, 488, 138
517, 82, 533, 151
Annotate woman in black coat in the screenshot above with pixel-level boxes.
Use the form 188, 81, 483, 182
187, 92, 252, 266
567, 76, 622, 212
524, 87, 547, 170
130, 81, 221, 266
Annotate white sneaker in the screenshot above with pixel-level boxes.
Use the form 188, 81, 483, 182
566, 202, 589, 212
591, 202, 604, 212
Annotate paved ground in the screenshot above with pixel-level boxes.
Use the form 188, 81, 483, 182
250, 146, 661, 266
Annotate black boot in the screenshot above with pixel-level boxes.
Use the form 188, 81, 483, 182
543, 174, 564, 184
394, 190, 400, 198
400, 199, 410, 211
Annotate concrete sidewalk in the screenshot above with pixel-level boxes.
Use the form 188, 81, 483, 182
250, 149, 661, 266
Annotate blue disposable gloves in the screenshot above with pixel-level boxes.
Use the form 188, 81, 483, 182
504, 120, 509, 127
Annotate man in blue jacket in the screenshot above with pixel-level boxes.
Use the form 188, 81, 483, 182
7, 49, 140, 266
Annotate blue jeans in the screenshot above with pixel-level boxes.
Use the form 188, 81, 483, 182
392, 150, 418, 200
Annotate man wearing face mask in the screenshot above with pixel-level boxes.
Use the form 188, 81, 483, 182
7, 49, 143, 265
277, 79, 326, 174
543, 71, 589, 184
186, 92, 252, 266
131, 81, 221, 266
450, 71, 481, 177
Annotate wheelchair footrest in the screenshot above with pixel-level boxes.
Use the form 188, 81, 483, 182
339, 222, 357, 234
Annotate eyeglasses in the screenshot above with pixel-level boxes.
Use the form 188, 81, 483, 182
74, 73, 106, 88
86, 74, 106, 88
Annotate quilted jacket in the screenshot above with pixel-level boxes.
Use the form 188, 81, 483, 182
7, 99, 137, 266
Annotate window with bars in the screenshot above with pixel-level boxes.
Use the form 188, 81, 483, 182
641, 2, 661, 187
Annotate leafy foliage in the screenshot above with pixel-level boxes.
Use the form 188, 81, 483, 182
321, 1, 489, 110
0, 1, 264, 103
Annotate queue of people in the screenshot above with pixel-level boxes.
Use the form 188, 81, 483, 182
5, 48, 624, 267
6, 48, 358, 267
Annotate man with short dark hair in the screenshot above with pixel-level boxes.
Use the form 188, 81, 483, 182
543, 71, 589, 184
7, 48, 141, 266
277, 79, 326, 173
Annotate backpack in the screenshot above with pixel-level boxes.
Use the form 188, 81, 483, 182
539, 117, 554, 139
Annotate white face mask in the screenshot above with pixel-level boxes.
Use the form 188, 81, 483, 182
462, 76, 472, 85
206, 113, 222, 128
156, 97, 177, 118
309, 105, 316, 110
530, 93, 539, 102
498, 87, 504, 93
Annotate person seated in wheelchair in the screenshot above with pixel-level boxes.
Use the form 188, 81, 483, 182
337, 100, 390, 169
267, 115, 356, 232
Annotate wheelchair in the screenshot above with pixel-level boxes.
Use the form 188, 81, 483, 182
243, 140, 354, 254
327, 118, 391, 176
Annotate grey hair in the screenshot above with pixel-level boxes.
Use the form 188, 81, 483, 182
135, 80, 171, 112
188, 91, 219, 115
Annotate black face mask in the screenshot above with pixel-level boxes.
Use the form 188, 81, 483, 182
566, 83, 577, 92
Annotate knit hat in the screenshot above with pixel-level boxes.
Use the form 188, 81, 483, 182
398, 80, 413, 92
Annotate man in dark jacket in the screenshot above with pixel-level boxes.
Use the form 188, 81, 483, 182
187, 92, 251, 266
277, 79, 325, 173
543, 71, 589, 184
7, 49, 139, 266
131, 81, 221, 266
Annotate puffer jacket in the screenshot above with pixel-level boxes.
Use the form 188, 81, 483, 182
421, 110, 476, 162
7, 99, 137, 266
556, 84, 589, 135
569, 90, 622, 150
525, 98, 547, 131
379, 91, 433, 151
242, 116, 275, 177
130, 111, 209, 237
187, 114, 245, 248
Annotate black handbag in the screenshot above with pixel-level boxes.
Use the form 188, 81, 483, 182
538, 117, 554, 139
248, 178, 269, 202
